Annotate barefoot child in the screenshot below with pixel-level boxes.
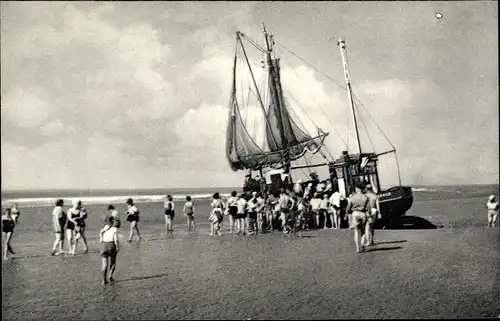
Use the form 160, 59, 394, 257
487, 195, 499, 228
126, 198, 144, 242
164, 195, 175, 234
183, 196, 196, 232
2, 209, 16, 260
209, 193, 224, 236
100, 216, 119, 285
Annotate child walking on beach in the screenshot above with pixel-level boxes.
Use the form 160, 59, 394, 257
126, 198, 144, 242
487, 195, 498, 228
183, 196, 196, 232
100, 216, 119, 285
209, 193, 224, 236
2, 209, 16, 260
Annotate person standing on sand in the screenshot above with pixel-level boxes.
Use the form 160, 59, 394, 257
328, 188, 344, 230
183, 196, 196, 232
247, 192, 259, 235
74, 203, 89, 254
362, 184, 380, 246
100, 216, 119, 285
2, 209, 16, 260
319, 193, 329, 229
163, 195, 175, 234
226, 191, 239, 235
51, 199, 67, 255
310, 193, 321, 229
236, 193, 248, 235
209, 193, 224, 236
126, 198, 144, 242
487, 195, 498, 228
278, 189, 293, 234
256, 192, 266, 234
11, 204, 20, 224
345, 183, 369, 253
66, 200, 81, 256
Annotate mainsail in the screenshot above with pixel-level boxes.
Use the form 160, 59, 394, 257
226, 29, 328, 172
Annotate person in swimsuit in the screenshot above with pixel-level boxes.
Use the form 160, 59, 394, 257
345, 183, 369, 253
487, 195, 499, 228
236, 193, 248, 235
278, 189, 293, 234
164, 195, 175, 234
2, 208, 16, 260
209, 193, 224, 236
247, 192, 259, 235
52, 199, 66, 255
183, 196, 196, 232
11, 204, 20, 224
74, 204, 89, 253
66, 199, 81, 256
310, 193, 322, 229
328, 188, 344, 230
100, 216, 119, 285
226, 191, 239, 235
126, 198, 144, 242
362, 184, 380, 246
319, 193, 329, 229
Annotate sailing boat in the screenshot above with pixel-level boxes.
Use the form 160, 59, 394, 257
226, 23, 413, 220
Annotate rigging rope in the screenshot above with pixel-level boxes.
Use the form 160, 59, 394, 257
354, 100, 375, 153
275, 40, 347, 91
352, 90, 396, 150
277, 45, 350, 155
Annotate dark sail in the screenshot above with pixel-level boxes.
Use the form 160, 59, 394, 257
265, 58, 328, 160
226, 32, 328, 172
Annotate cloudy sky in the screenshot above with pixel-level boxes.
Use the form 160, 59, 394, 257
1, 1, 498, 190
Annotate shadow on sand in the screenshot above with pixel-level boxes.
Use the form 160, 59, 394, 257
374, 240, 407, 245
365, 246, 403, 252
375, 216, 440, 230
115, 273, 169, 283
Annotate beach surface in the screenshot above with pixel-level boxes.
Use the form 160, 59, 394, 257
2, 187, 499, 319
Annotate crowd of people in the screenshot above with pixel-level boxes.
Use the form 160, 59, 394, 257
1, 188, 498, 283
204, 180, 381, 253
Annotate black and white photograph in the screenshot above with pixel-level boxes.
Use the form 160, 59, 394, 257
1, 1, 498, 319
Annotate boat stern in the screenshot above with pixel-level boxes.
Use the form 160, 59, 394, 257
377, 186, 413, 218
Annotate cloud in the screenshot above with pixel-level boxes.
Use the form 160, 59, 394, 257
1, 88, 53, 128
41, 119, 65, 136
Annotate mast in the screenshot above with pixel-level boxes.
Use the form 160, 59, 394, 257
338, 38, 362, 155
262, 22, 291, 174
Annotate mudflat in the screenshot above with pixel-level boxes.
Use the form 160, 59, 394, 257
2, 196, 499, 319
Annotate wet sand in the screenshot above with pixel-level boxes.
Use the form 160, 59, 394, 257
2, 196, 499, 319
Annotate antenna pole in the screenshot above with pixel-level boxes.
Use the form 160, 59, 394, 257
338, 38, 362, 155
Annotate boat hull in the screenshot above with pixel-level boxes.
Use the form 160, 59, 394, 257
377, 186, 413, 218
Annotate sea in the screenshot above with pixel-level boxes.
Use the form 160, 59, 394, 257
1, 184, 498, 208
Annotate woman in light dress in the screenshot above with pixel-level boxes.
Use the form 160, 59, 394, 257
51, 199, 67, 255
